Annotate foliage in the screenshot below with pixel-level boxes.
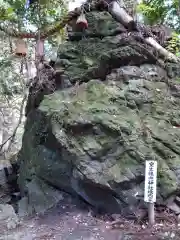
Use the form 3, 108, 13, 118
0, 0, 72, 104
137, 0, 180, 31
0, 0, 70, 90
0, 0, 71, 157
167, 32, 180, 56
137, 0, 180, 56
136, 2, 167, 25
0, 0, 69, 45
0, 0, 69, 25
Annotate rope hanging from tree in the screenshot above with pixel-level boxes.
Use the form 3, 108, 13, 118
0, 4, 87, 39
1, 0, 178, 63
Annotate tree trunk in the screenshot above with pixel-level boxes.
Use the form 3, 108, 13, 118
108, 0, 135, 29
145, 37, 178, 62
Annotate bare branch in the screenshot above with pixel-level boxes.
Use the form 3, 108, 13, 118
0, 91, 28, 153
0, 7, 82, 39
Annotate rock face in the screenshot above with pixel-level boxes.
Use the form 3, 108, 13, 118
0, 160, 12, 204
0, 204, 19, 233
18, 9, 180, 217
0, 95, 25, 159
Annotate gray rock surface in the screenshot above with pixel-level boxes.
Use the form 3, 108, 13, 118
18, 8, 180, 217
0, 160, 13, 205
18, 177, 63, 216
0, 204, 19, 233
0, 160, 12, 186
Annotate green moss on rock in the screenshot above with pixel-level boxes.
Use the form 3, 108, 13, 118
18, 9, 180, 214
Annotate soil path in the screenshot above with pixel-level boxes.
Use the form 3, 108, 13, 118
0, 193, 178, 240
1, 194, 124, 240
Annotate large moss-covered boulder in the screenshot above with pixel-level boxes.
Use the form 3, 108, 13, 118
18, 8, 180, 216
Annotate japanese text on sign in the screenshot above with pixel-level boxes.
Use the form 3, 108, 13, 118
144, 161, 157, 203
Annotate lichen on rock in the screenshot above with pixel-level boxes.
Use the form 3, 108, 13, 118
18, 5, 180, 217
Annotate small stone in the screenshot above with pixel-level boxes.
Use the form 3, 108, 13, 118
142, 224, 146, 229
105, 225, 111, 229
177, 214, 180, 222
7, 221, 17, 230
175, 196, 180, 205
170, 232, 175, 238
156, 88, 161, 92
167, 201, 180, 214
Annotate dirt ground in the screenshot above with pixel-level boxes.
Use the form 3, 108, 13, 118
1, 194, 179, 240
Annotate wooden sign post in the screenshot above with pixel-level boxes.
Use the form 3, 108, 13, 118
144, 160, 157, 226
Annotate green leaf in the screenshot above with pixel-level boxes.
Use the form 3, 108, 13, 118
7, 7, 14, 14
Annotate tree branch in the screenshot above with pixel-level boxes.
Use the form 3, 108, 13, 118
0, 7, 82, 39
0, 91, 27, 154
0, 24, 35, 38
0, 0, 100, 40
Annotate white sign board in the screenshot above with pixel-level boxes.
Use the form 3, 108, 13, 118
144, 160, 157, 203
